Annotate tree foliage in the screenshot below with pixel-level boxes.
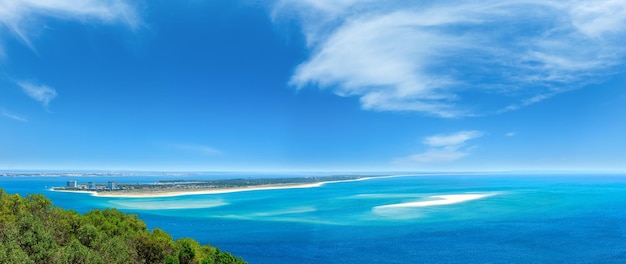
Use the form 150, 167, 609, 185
0, 189, 246, 264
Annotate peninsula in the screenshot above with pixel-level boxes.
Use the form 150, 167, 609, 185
51, 175, 374, 197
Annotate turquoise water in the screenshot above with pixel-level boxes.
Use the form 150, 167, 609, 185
2, 173, 626, 263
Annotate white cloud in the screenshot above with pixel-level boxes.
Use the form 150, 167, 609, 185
1, 109, 27, 122
172, 144, 221, 156
275, 0, 367, 17
506, 132, 516, 137
18, 81, 57, 107
276, 0, 626, 117
570, 0, 626, 38
400, 130, 484, 163
423, 130, 484, 147
0, 0, 139, 51
272, 0, 376, 46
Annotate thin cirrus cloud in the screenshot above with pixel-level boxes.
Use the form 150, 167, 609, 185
0, 0, 139, 114
0, 0, 139, 52
275, 0, 626, 118
1, 109, 28, 122
17, 81, 58, 107
400, 130, 484, 163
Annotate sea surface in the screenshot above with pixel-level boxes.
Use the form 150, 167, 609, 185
2, 173, 626, 263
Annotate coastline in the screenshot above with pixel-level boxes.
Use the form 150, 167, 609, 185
51, 189, 98, 195
51, 177, 375, 198
93, 182, 325, 198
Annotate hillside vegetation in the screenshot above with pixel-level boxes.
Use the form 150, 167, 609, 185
0, 189, 246, 264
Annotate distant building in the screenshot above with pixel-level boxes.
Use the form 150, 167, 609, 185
107, 181, 118, 190
67, 180, 77, 188
87, 182, 96, 190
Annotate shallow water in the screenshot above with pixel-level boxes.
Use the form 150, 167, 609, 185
2, 173, 626, 263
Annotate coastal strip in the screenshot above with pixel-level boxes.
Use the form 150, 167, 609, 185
93, 182, 326, 198
51, 175, 382, 198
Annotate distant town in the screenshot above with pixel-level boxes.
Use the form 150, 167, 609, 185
61, 180, 121, 191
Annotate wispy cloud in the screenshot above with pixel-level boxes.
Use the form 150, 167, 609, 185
0, 0, 139, 51
423, 131, 484, 147
172, 143, 221, 156
1, 109, 28, 122
398, 130, 484, 163
276, 0, 626, 117
17, 81, 57, 107
0, 1, 139, 113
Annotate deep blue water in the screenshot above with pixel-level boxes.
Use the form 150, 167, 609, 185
2, 173, 626, 263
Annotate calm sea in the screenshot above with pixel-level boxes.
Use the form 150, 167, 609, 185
2, 173, 626, 263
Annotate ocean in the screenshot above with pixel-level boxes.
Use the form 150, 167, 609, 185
2, 173, 626, 263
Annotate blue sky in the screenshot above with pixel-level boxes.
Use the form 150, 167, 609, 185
1, 0, 625, 172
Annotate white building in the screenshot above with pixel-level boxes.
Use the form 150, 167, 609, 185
67, 180, 77, 188
107, 181, 118, 190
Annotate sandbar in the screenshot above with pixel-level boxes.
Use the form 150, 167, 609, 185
49, 173, 432, 198
53, 177, 374, 198
93, 182, 326, 198
376, 193, 495, 209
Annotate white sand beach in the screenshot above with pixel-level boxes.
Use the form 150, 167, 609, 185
50, 189, 98, 195
91, 182, 326, 198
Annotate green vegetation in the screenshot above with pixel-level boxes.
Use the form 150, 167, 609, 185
0, 189, 246, 264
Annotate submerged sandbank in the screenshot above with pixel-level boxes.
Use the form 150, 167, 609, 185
375, 193, 495, 209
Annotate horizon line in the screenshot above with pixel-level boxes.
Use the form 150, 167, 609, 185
2, 168, 626, 175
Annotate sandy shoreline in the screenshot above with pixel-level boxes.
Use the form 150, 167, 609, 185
52, 189, 98, 195
51, 177, 375, 198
